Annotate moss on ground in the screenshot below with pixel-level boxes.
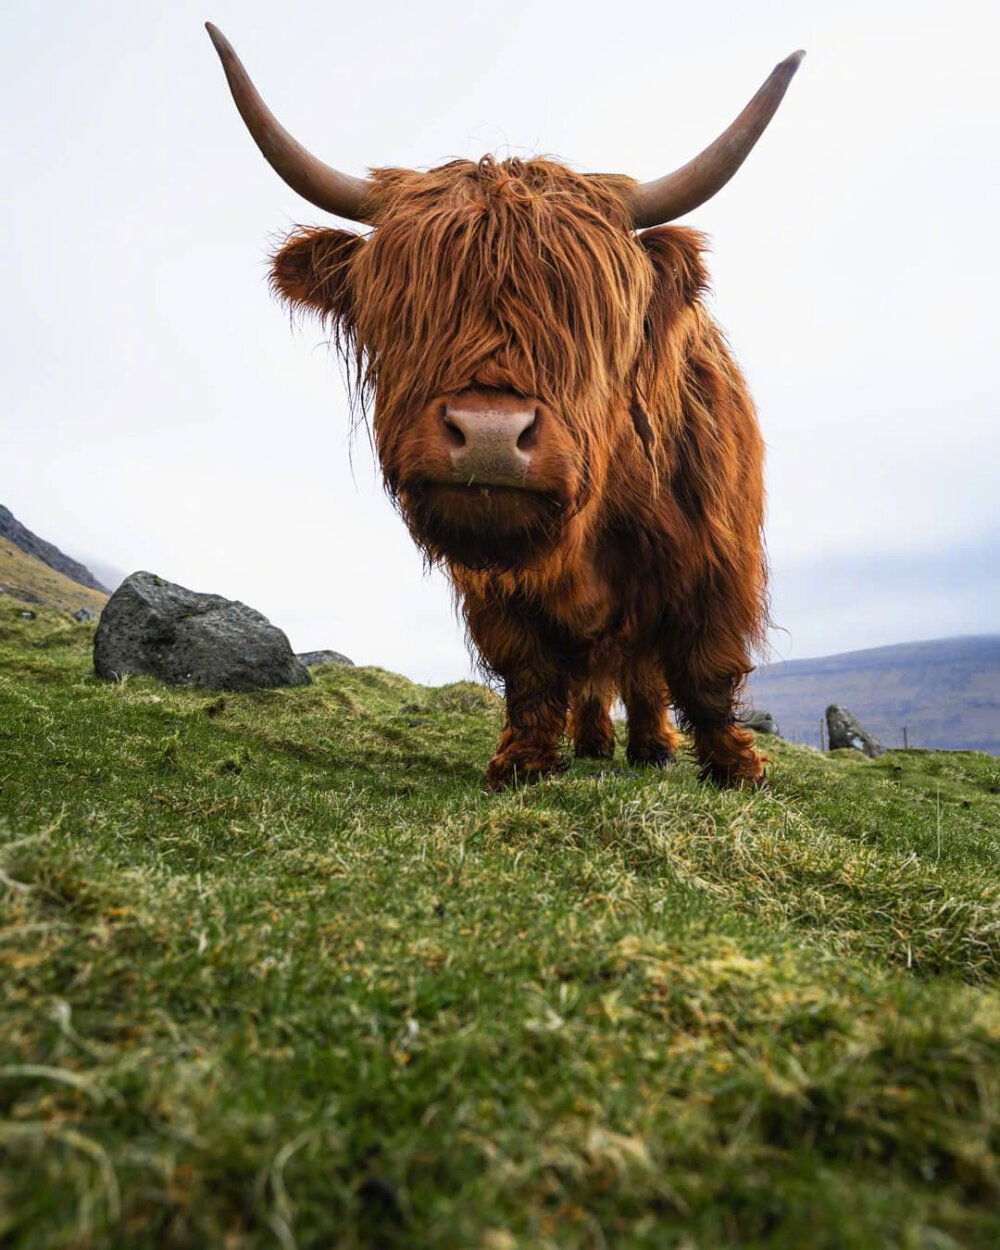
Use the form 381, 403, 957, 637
1, 600, 998, 1248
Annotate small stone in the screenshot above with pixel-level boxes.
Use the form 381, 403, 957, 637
296, 649, 354, 667
825, 704, 885, 758
743, 708, 780, 736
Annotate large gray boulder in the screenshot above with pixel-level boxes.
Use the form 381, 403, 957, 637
825, 703, 885, 758
94, 571, 311, 692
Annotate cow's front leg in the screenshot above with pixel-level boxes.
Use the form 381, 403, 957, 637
487, 667, 571, 791
458, 582, 577, 790
665, 657, 765, 787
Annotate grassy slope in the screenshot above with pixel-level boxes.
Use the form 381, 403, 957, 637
1, 600, 998, 1249
0, 542, 108, 617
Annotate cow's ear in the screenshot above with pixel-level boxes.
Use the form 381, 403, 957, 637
638, 226, 710, 327
270, 227, 364, 323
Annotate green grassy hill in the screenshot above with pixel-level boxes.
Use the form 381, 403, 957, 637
0, 540, 109, 618
1, 599, 998, 1248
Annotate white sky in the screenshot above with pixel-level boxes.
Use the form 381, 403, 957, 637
3, 0, 998, 683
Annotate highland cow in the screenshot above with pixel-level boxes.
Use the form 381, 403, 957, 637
207, 24, 803, 789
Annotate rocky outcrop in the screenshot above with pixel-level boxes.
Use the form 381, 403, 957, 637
825, 704, 886, 758
94, 571, 311, 692
0, 505, 107, 593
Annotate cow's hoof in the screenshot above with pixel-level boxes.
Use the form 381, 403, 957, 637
485, 753, 568, 792
574, 739, 616, 761
626, 743, 676, 768
699, 755, 767, 788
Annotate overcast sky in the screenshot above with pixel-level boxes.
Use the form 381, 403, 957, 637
3, 0, 998, 683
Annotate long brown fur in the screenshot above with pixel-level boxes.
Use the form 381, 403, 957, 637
271, 156, 769, 788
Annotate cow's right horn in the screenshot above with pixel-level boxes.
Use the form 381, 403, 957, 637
629, 50, 805, 229
206, 22, 374, 223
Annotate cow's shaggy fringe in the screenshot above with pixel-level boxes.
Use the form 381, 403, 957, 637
270, 156, 769, 787
272, 158, 646, 439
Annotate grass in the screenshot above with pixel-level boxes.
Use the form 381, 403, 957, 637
1, 598, 998, 1248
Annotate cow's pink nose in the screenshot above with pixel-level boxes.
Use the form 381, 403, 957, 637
441, 399, 540, 486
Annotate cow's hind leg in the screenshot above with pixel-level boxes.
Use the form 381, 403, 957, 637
622, 657, 681, 766
568, 675, 616, 760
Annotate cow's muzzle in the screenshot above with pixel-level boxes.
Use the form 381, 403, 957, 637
435, 393, 546, 490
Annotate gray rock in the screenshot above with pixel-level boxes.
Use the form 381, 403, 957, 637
94, 571, 311, 692
742, 708, 781, 736
296, 649, 354, 668
72, 607, 99, 622
825, 704, 885, 758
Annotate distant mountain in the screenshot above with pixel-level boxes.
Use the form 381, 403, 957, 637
0, 505, 108, 593
748, 636, 1000, 755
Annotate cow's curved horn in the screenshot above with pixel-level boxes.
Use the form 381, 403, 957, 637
205, 22, 373, 223
629, 50, 805, 229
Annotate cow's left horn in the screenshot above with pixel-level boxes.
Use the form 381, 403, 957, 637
629, 50, 805, 229
205, 22, 373, 223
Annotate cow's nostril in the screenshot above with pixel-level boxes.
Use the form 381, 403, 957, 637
516, 411, 540, 452
442, 414, 466, 448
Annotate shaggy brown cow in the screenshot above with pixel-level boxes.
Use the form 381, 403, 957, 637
207, 25, 803, 789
